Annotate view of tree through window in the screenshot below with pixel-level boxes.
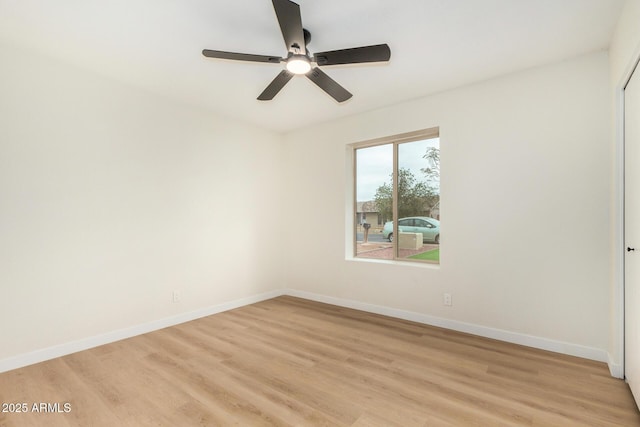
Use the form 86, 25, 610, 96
355, 130, 440, 264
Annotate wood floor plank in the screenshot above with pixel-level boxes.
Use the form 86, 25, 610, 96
0, 295, 638, 426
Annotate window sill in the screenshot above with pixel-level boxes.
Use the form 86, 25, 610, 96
346, 256, 441, 270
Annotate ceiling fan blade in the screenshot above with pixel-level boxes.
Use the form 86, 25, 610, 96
306, 67, 352, 103
202, 49, 282, 64
258, 70, 295, 101
272, 0, 306, 54
313, 44, 391, 66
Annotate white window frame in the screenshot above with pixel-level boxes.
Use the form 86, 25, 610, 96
350, 127, 440, 264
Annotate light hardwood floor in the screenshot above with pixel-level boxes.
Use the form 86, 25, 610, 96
1, 296, 639, 426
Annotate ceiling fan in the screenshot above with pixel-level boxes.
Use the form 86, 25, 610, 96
202, 0, 391, 103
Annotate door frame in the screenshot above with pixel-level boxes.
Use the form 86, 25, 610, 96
616, 46, 640, 380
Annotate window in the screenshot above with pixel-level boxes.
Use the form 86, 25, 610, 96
354, 128, 440, 264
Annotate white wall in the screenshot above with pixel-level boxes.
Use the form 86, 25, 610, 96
283, 51, 612, 360
610, 0, 640, 85
0, 42, 285, 365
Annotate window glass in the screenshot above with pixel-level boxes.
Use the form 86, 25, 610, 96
354, 130, 440, 264
398, 219, 412, 227
396, 138, 440, 262
355, 144, 392, 259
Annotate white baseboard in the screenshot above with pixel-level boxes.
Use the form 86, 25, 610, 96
0, 289, 285, 374
609, 353, 624, 379
286, 289, 610, 364
0, 288, 613, 375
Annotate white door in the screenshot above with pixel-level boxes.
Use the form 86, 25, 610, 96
625, 63, 640, 405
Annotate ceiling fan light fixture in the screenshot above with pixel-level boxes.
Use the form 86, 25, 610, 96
286, 55, 311, 74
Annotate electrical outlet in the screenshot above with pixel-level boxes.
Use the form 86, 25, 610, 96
443, 293, 452, 306
172, 290, 181, 303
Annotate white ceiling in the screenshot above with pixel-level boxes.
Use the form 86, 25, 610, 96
0, 0, 625, 133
